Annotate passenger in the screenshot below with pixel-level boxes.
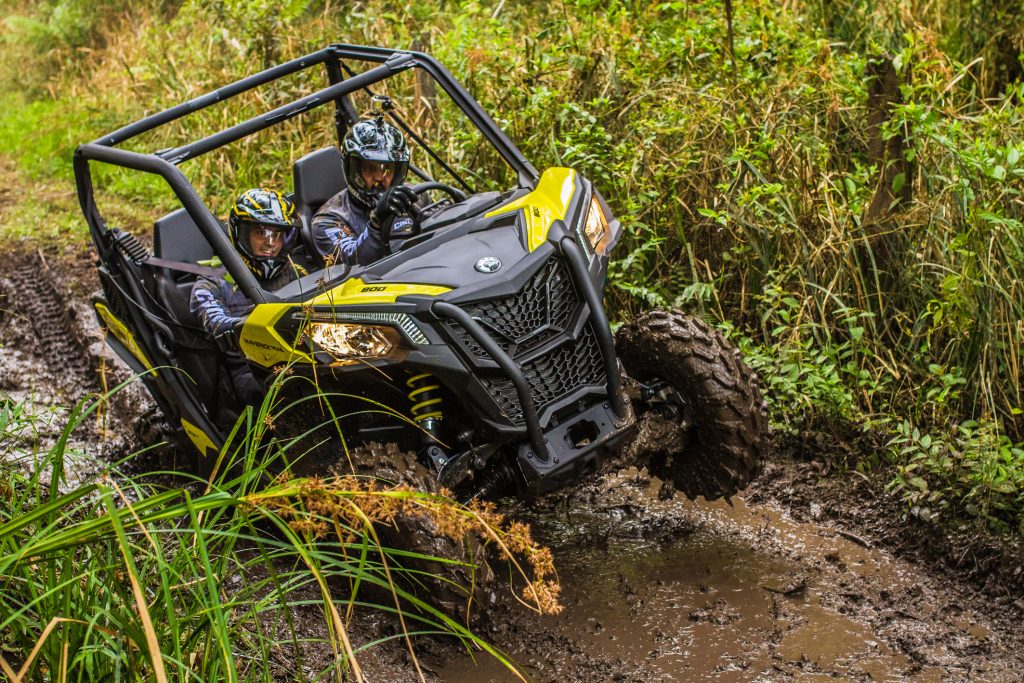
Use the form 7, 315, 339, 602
190, 188, 305, 406
311, 116, 418, 266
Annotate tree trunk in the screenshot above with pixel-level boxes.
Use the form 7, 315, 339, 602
863, 53, 912, 225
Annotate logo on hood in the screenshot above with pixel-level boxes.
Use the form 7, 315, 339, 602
474, 256, 502, 273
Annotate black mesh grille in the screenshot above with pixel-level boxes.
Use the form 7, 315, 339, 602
447, 257, 579, 361
482, 323, 606, 426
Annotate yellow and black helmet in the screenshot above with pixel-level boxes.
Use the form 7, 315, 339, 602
228, 188, 298, 280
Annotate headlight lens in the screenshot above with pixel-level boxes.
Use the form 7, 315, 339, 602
582, 195, 610, 254
307, 322, 399, 364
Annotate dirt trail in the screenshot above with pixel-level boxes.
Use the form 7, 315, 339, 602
3, 251, 1023, 681
0, 251, 162, 486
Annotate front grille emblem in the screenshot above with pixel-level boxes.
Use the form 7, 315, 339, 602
474, 256, 502, 273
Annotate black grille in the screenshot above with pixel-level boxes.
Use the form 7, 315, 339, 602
482, 323, 606, 426
447, 257, 579, 361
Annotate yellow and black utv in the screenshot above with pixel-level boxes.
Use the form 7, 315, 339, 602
75, 45, 765, 502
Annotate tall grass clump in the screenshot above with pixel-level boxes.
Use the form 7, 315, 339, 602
0, 380, 557, 681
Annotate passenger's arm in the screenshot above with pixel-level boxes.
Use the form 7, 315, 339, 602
189, 278, 247, 348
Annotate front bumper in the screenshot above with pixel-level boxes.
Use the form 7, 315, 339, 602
433, 230, 633, 491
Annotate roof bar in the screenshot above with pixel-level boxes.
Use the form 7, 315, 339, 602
93, 48, 337, 148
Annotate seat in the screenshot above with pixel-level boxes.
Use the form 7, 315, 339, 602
152, 208, 218, 333
293, 146, 346, 260
151, 207, 230, 417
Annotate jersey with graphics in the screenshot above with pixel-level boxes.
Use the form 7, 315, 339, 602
189, 264, 298, 337
310, 187, 413, 266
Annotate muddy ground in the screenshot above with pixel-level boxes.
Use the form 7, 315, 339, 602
2, 250, 1023, 682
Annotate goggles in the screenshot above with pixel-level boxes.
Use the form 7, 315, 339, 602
359, 159, 397, 176
242, 221, 290, 242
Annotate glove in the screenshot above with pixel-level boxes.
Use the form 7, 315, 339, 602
369, 185, 418, 231
213, 318, 245, 352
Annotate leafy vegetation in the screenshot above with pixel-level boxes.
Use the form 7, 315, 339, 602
0, 378, 561, 680
1, 0, 1022, 566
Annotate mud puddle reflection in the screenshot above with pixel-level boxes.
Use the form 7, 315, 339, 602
438, 471, 1004, 681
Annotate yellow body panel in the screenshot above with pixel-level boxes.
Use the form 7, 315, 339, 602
239, 303, 313, 368
94, 302, 155, 373
240, 279, 451, 368
485, 167, 577, 251
309, 278, 451, 307
181, 418, 217, 457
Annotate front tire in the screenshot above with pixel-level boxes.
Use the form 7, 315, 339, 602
345, 443, 497, 624
615, 309, 767, 500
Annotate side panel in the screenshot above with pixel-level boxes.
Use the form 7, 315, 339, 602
94, 301, 156, 373
181, 418, 218, 458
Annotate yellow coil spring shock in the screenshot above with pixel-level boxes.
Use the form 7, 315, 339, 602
407, 373, 444, 428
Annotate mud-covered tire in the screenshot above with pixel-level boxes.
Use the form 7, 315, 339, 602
344, 443, 498, 624
615, 309, 767, 500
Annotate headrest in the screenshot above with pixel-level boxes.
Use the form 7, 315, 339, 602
153, 208, 216, 263
293, 146, 346, 217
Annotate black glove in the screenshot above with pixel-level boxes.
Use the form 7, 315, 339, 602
369, 185, 417, 231
213, 318, 245, 352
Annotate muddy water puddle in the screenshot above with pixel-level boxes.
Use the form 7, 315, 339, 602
437, 472, 1004, 681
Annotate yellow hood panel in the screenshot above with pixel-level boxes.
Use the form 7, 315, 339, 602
485, 167, 577, 251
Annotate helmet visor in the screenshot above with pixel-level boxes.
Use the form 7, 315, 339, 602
353, 159, 401, 193
238, 220, 292, 258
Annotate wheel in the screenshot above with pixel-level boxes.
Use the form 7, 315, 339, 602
615, 309, 767, 500
343, 442, 498, 624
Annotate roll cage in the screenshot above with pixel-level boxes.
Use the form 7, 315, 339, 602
74, 44, 540, 305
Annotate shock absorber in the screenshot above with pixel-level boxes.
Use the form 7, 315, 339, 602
406, 373, 444, 440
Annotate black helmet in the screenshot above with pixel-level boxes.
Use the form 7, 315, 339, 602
228, 188, 298, 280
342, 117, 410, 208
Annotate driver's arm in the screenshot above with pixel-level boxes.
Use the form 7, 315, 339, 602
311, 211, 383, 267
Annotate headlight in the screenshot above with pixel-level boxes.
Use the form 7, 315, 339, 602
306, 322, 400, 364
582, 195, 610, 254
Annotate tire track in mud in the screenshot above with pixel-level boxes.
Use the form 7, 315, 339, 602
4, 250, 98, 397
0, 250, 163, 483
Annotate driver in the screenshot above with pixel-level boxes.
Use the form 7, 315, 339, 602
190, 188, 305, 406
311, 116, 417, 266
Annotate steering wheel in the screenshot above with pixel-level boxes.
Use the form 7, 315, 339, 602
408, 181, 468, 229
383, 182, 467, 253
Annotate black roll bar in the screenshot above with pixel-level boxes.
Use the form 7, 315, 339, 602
431, 301, 549, 461
76, 43, 541, 301
89, 43, 538, 187
73, 144, 268, 304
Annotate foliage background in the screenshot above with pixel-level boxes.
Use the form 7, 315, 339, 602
1, 0, 1023, 536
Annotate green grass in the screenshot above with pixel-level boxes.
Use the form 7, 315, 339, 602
0, 381, 550, 681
